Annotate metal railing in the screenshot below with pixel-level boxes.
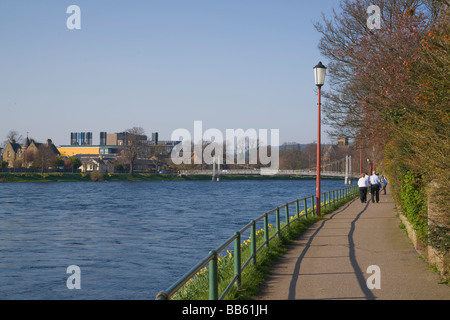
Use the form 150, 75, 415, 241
156, 185, 358, 300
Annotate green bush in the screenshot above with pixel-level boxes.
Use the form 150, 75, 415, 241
400, 171, 428, 244
89, 171, 104, 182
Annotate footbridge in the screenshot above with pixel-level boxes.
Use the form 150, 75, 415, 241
179, 169, 359, 179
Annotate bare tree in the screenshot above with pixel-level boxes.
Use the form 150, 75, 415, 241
35, 144, 57, 174
23, 149, 35, 168
314, 0, 429, 148
3, 130, 23, 147
123, 127, 148, 174
279, 143, 303, 170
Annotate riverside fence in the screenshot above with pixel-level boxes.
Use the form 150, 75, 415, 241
156, 185, 359, 300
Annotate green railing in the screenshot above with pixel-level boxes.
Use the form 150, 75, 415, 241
156, 185, 358, 300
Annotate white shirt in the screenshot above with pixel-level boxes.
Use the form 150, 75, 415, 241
369, 174, 381, 185
358, 177, 367, 187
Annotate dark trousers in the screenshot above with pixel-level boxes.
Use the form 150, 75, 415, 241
371, 184, 380, 203
359, 187, 367, 203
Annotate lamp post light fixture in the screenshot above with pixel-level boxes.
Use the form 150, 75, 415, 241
314, 61, 326, 216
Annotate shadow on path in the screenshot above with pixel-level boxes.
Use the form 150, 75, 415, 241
287, 200, 376, 300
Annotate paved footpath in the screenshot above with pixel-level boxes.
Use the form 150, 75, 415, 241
256, 188, 450, 300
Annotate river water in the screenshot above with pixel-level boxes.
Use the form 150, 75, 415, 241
0, 179, 347, 300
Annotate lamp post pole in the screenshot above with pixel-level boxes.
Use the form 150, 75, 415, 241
316, 86, 322, 216
360, 145, 363, 175
314, 61, 326, 217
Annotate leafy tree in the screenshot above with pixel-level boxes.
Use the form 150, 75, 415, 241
54, 156, 65, 169
66, 157, 82, 172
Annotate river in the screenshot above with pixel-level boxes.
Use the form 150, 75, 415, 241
0, 179, 347, 299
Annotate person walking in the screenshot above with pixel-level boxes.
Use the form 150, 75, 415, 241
369, 171, 381, 203
381, 175, 388, 195
358, 173, 368, 203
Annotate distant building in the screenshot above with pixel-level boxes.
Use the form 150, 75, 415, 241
337, 137, 349, 146
58, 145, 123, 157
70, 132, 93, 146
79, 156, 115, 173
58, 131, 181, 172
59, 131, 150, 157
2, 138, 60, 168
1, 140, 21, 167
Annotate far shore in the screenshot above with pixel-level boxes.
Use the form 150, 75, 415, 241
0, 172, 344, 183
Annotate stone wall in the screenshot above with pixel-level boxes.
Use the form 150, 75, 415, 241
399, 181, 449, 280
427, 181, 449, 280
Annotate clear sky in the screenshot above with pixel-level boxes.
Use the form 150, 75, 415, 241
0, 0, 342, 146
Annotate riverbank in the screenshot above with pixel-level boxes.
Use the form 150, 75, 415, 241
0, 172, 343, 183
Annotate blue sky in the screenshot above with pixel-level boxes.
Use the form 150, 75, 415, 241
0, 0, 341, 146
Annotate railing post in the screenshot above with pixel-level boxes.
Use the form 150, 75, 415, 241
209, 250, 218, 300
321, 192, 325, 210
295, 200, 299, 219
285, 204, 289, 226
311, 196, 315, 216
264, 214, 269, 248
327, 191, 330, 207
276, 208, 281, 238
251, 220, 256, 266
303, 198, 308, 217
234, 232, 241, 289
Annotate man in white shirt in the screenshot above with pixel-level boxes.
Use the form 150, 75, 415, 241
358, 174, 368, 203
369, 171, 381, 203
